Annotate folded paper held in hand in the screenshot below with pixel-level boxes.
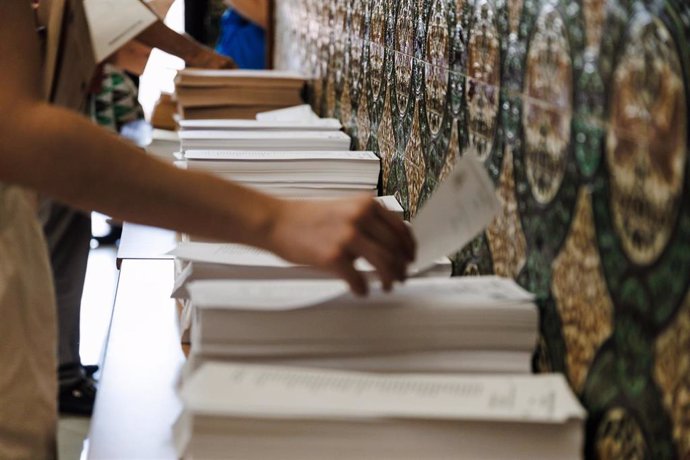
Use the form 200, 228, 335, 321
43, 0, 157, 109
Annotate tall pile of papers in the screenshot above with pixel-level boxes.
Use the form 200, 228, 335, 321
175, 363, 585, 460
175, 150, 379, 198
184, 276, 538, 375
177, 130, 353, 152
171, 147, 588, 458
171, 240, 450, 299
173, 99, 382, 198
175, 69, 306, 120
173, 105, 380, 198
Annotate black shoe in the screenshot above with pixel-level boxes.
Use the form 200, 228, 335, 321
92, 223, 122, 246
59, 376, 97, 416
83, 364, 99, 379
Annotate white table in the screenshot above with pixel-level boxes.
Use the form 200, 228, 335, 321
87, 260, 181, 459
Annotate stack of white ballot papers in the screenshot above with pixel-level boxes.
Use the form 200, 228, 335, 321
175, 363, 585, 460
171, 242, 452, 299
175, 150, 379, 198
183, 276, 538, 375
177, 118, 343, 131
178, 130, 352, 152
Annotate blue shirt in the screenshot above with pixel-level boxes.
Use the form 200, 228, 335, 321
215, 9, 266, 70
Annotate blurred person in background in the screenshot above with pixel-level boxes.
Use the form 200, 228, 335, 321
215, 0, 269, 69
185, 0, 269, 69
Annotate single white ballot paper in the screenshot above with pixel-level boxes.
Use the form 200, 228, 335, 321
256, 104, 321, 123
83, 0, 158, 62
188, 279, 351, 311
173, 243, 295, 268
410, 155, 500, 273
183, 363, 585, 422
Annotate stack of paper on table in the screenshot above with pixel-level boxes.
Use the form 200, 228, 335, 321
175, 150, 378, 198
175, 70, 306, 120
173, 157, 500, 369
170, 242, 452, 299
175, 196, 405, 252
178, 130, 352, 152
183, 276, 538, 375
179, 105, 282, 120
176, 69, 307, 89
175, 363, 585, 460
177, 118, 343, 131
171, 239, 450, 345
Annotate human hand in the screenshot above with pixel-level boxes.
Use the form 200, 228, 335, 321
190, 47, 236, 69
267, 197, 416, 296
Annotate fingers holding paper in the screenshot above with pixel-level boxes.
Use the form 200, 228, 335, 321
269, 197, 416, 296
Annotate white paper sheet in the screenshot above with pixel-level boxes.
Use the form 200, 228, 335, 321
83, 0, 157, 62
187, 279, 350, 310
178, 69, 305, 80
170, 242, 376, 271
182, 150, 377, 162
410, 155, 500, 272
183, 363, 585, 423
177, 119, 342, 131
256, 104, 321, 122
178, 130, 351, 141
186, 276, 534, 311
171, 242, 296, 267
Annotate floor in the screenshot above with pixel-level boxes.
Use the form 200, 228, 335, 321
57, 215, 120, 460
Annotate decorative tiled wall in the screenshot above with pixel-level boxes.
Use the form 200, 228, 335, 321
273, 0, 690, 457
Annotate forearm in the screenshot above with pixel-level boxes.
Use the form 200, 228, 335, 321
1, 102, 280, 249
136, 20, 199, 62
135, 20, 235, 69
109, 40, 154, 76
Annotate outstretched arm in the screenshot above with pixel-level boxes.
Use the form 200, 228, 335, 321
135, 19, 236, 70
107, 0, 235, 75
0, 0, 415, 294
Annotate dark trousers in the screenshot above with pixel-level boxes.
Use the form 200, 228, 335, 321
41, 202, 91, 388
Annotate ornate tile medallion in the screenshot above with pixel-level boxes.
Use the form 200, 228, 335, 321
356, 92, 372, 151
582, 0, 605, 53
348, 0, 367, 109
368, 0, 389, 116
392, 0, 417, 141
378, 90, 397, 193
605, 14, 686, 267
466, 0, 502, 162
522, 1, 572, 205
404, 105, 426, 216
424, 0, 452, 139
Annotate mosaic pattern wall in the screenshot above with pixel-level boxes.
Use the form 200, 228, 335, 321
274, 0, 690, 457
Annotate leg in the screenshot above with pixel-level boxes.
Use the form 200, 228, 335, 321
41, 201, 95, 415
